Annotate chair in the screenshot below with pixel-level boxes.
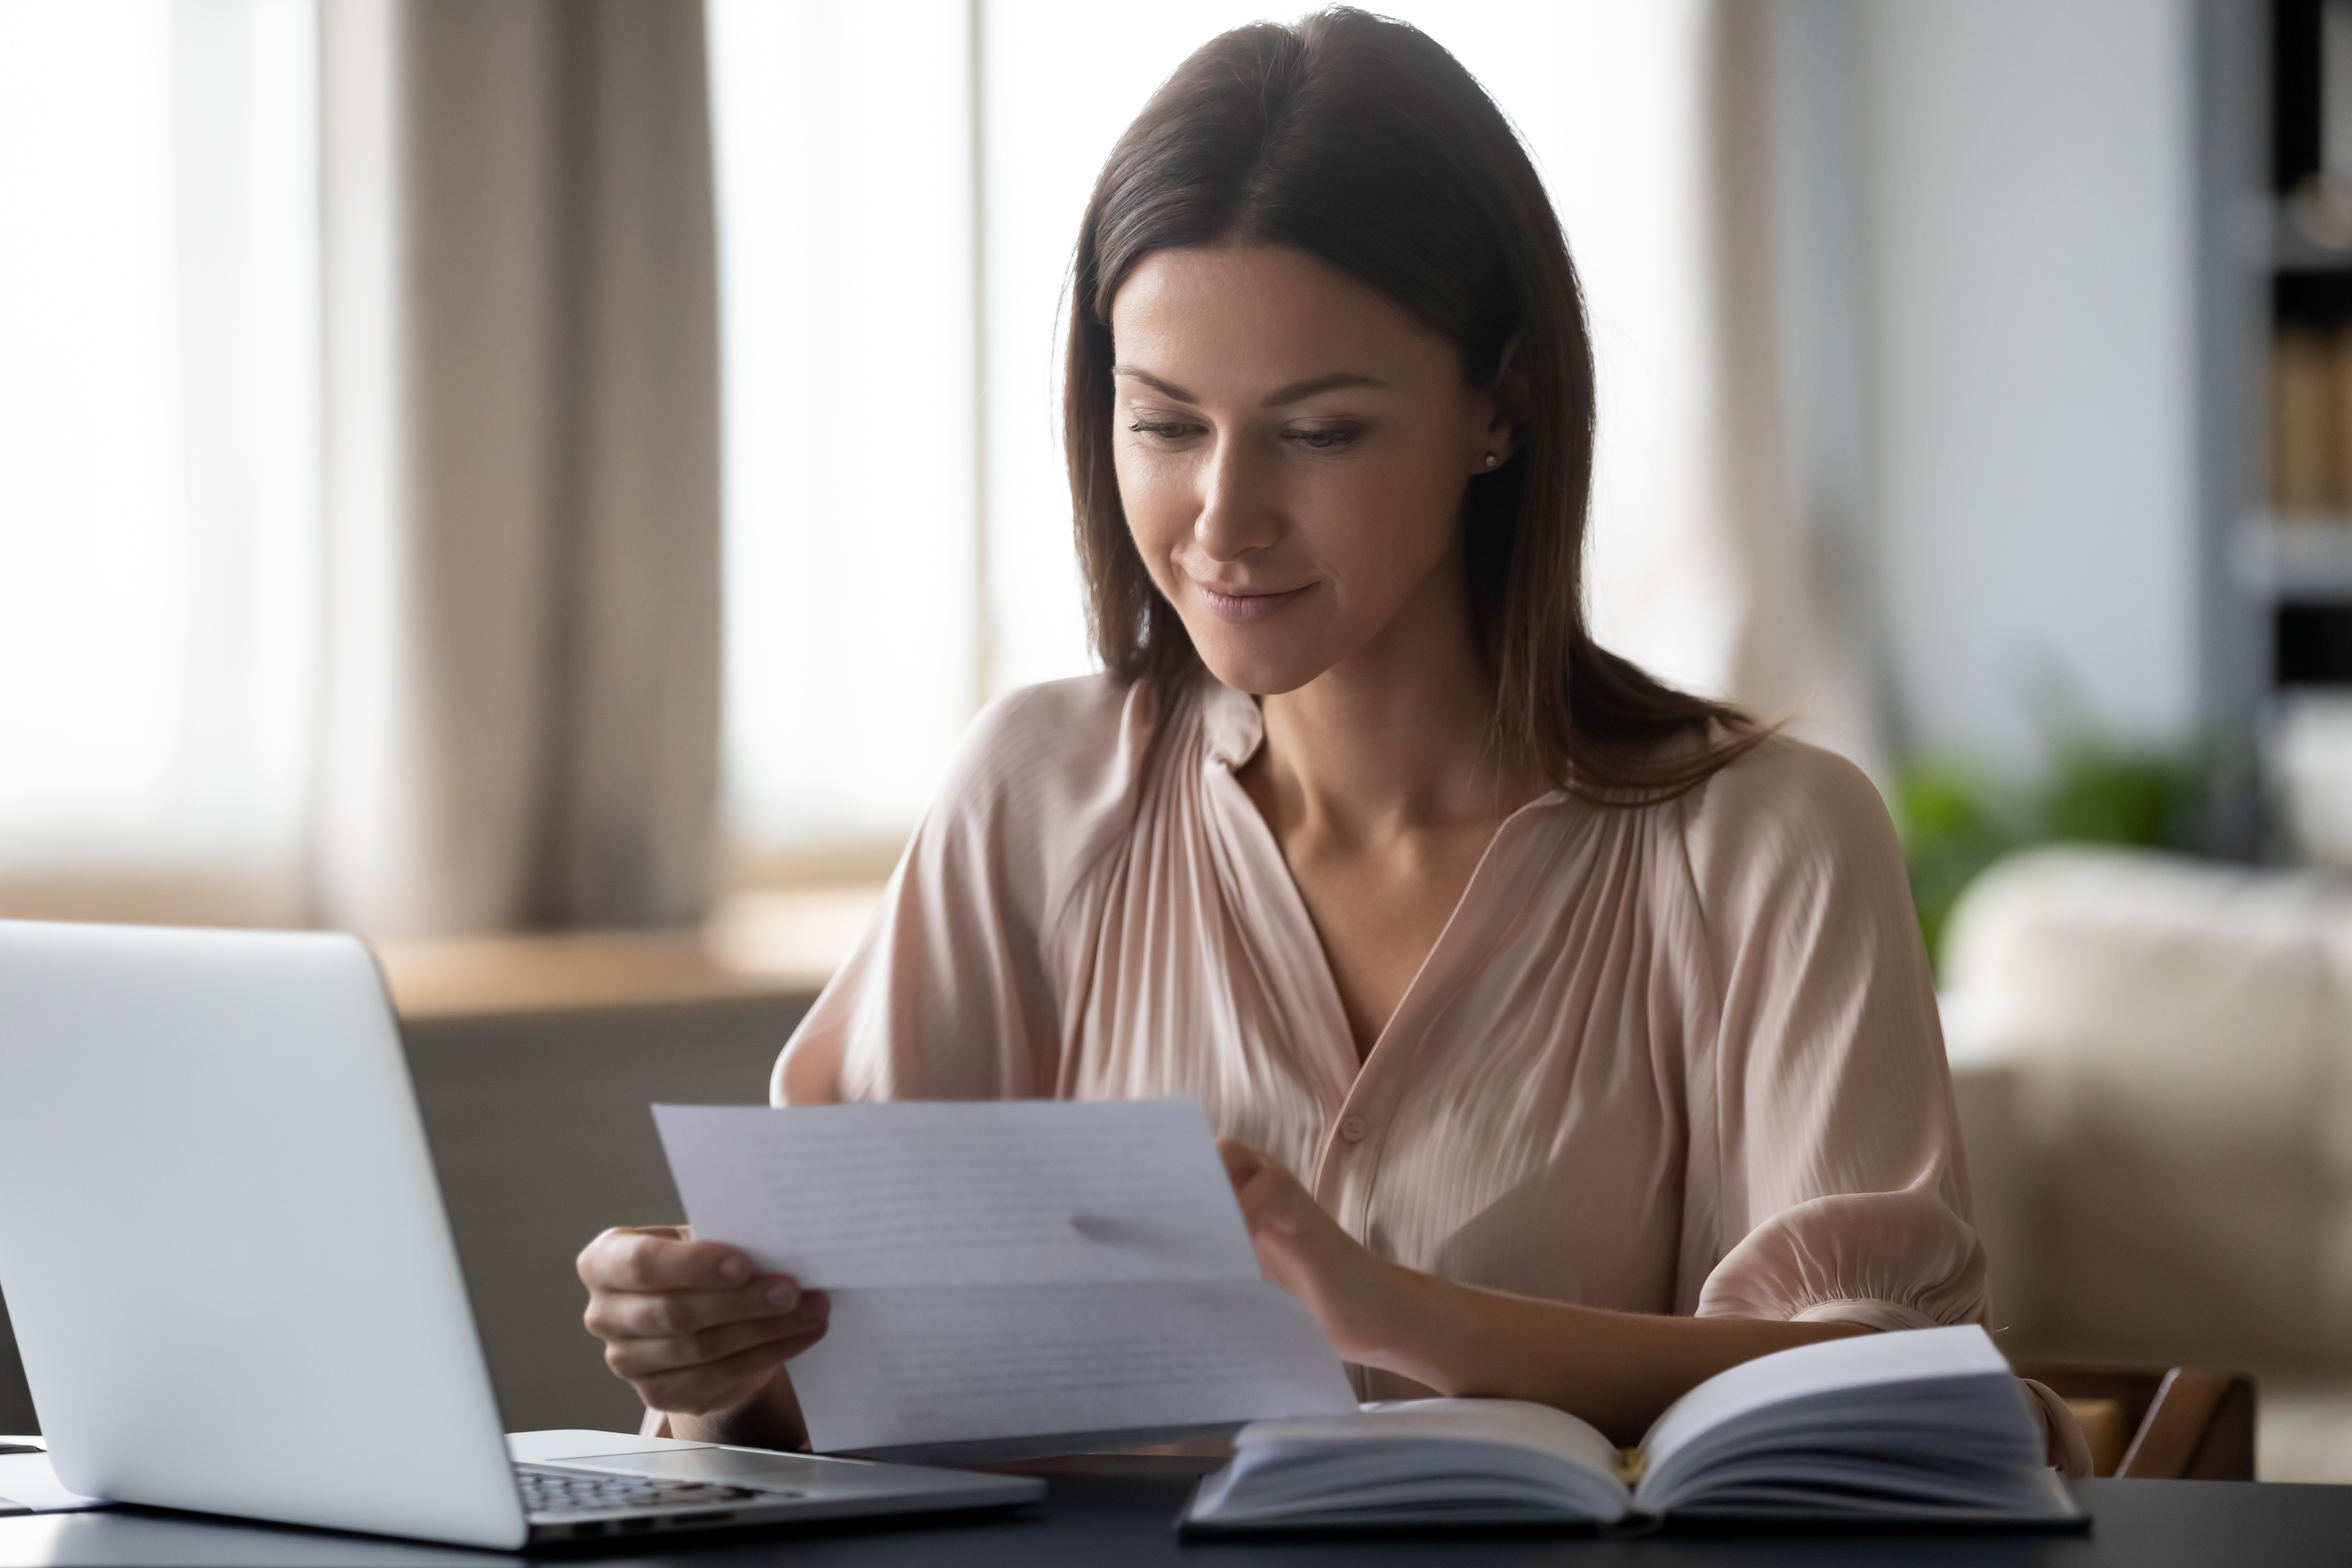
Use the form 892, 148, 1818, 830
2013, 1363, 2256, 1479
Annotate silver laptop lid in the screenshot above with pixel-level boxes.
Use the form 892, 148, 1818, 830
0, 921, 529, 1549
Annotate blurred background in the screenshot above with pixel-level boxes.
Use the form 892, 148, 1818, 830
6, 0, 2351, 1481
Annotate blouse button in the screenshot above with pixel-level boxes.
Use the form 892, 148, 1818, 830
1338, 1113, 1370, 1144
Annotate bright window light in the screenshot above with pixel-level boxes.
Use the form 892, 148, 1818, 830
974, 0, 1276, 696
709, 0, 982, 857
0, 0, 320, 889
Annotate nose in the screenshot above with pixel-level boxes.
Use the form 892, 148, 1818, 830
1193, 432, 1283, 563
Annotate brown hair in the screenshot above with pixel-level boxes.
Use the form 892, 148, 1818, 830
1064, 7, 1763, 800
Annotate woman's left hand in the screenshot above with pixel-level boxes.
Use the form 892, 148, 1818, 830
1218, 1139, 1413, 1362
1218, 1138, 1877, 1439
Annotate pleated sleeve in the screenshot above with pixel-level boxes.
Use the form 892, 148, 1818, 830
770, 676, 1148, 1108
1674, 740, 1990, 1332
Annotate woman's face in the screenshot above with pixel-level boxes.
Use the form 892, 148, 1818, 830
1109, 245, 1508, 697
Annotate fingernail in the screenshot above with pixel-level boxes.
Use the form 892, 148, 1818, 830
719, 1255, 748, 1283
766, 1281, 797, 1309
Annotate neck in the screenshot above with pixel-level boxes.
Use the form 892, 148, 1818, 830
1246, 559, 1548, 845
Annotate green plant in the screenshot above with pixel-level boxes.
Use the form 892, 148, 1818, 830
1891, 758, 2020, 971
1890, 736, 2211, 973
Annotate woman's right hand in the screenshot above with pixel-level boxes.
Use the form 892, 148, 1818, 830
577, 1226, 830, 1420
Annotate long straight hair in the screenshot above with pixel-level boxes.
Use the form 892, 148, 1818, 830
1064, 7, 1763, 800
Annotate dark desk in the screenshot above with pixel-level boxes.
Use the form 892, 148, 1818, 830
0, 1462, 2345, 1568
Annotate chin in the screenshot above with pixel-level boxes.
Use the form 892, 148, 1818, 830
1187, 635, 1328, 698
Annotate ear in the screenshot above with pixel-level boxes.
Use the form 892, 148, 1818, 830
1472, 335, 1528, 473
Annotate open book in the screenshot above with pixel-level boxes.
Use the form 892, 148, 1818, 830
1183, 1326, 2083, 1532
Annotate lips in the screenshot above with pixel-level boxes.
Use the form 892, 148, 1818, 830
1192, 580, 1313, 624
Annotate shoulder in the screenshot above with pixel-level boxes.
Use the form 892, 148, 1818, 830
916, 673, 1173, 924
1675, 731, 1907, 922
938, 673, 1161, 827
1685, 731, 1893, 851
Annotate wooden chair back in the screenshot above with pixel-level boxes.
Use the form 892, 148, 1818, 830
2012, 1362, 2256, 1479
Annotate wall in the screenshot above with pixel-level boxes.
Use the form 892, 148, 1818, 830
1852, 0, 2203, 769
403, 996, 807, 1433
0, 1292, 27, 1436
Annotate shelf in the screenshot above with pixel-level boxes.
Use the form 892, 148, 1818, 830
2234, 514, 2352, 599
2271, 205, 2352, 274
376, 883, 882, 1020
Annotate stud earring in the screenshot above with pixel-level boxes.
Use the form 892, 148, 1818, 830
1484, 453, 1499, 469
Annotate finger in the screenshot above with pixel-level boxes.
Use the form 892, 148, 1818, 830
1216, 1143, 1298, 1225
604, 1308, 824, 1381
578, 1226, 708, 1288
1219, 1144, 1289, 1220
609, 1292, 829, 1366
1216, 1139, 1265, 1183
1219, 1141, 1297, 1207
589, 1275, 809, 1342
631, 1326, 830, 1416
607, 1314, 825, 1388
581, 1228, 765, 1293
575, 1225, 684, 1269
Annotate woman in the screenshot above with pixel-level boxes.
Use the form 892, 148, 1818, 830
581, 8, 2084, 1467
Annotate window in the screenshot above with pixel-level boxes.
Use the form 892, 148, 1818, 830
0, 1, 1721, 916
0, 0, 320, 920
707, 0, 980, 870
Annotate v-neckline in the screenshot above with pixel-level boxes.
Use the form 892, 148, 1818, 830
1196, 682, 1564, 1109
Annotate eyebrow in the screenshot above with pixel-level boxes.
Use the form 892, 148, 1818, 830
1112, 365, 1389, 407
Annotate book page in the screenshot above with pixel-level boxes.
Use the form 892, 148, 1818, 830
1635, 1325, 2012, 1479
1249, 1398, 1623, 1482
654, 1099, 1259, 1286
1187, 1399, 1631, 1527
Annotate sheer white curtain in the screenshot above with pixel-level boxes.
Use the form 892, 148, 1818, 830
707, 0, 979, 864
0, 0, 319, 919
1, 0, 727, 937
713, 1, 1828, 864
315, 0, 723, 937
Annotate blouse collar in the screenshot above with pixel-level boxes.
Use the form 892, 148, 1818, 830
1193, 674, 1577, 818
1199, 678, 1266, 772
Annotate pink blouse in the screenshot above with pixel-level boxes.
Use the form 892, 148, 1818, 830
775, 674, 1999, 1402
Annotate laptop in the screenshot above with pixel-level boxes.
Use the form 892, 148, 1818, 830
0, 920, 1043, 1548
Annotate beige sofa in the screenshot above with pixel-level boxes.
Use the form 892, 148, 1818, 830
1939, 845, 2352, 1478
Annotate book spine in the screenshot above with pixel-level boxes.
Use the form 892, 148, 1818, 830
2275, 323, 2338, 511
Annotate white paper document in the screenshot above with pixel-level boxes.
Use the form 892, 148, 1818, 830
653, 1099, 1357, 1454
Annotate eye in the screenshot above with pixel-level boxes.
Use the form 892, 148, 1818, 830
1282, 427, 1360, 451
1127, 420, 1196, 440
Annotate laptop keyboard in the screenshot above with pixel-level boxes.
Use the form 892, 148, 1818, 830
515, 1463, 774, 1517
